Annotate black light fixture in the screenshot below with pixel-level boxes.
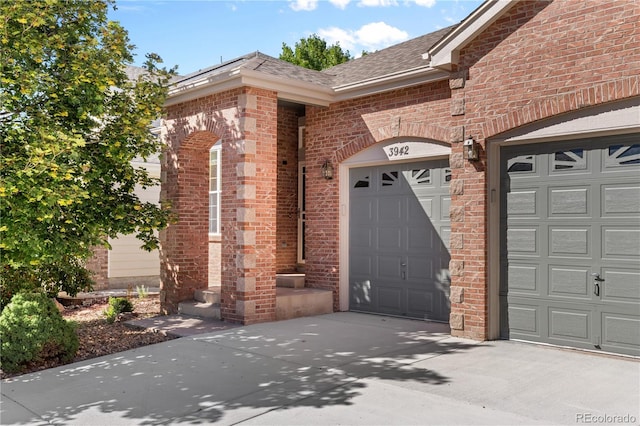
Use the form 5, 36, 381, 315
463, 136, 479, 161
322, 159, 334, 180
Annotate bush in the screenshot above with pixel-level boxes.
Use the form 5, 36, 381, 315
104, 297, 134, 323
0, 292, 78, 374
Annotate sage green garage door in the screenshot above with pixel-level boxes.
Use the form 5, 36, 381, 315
349, 160, 451, 321
501, 134, 640, 356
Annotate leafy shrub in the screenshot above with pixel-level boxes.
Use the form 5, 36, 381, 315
104, 297, 134, 323
1, 259, 93, 312
0, 292, 78, 374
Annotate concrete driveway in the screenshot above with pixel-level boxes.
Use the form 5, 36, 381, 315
2, 312, 639, 425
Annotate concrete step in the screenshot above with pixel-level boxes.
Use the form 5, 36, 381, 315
178, 301, 221, 320
276, 273, 305, 289
276, 287, 333, 320
194, 286, 221, 304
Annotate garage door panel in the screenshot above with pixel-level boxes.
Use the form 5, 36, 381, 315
549, 187, 589, 216
378, 227, 402, 250
351, 199, 375, 222
507, 227, 539, 254
407, 255, 432, 280
407, 290, 434, 318
351, 228, 373, 249
407, 226, 431, 250
507, 304, 539, 335
440, 196, 451, 221
377, 255, 402, 279
602, 314, 640, 347
350, 279, 373, 308
602, 269, 640, 302
549, 227, 590, 256
439, 227, 451, 250
502, 133, 640, 356
377, 286, 402, 313
508, 264, 539, 292
602, 228, 640, 258
548, 266, 590, 299
549, 308, 591, 341
351, 255, 373, 276
378, 198, 403, 222
507, 190, 538, 216
602, 184, 640, 215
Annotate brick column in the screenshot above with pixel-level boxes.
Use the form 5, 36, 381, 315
220, 89, 278, 324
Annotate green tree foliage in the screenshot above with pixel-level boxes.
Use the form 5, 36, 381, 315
279, 34, 352, 71
0, 0, 175, 305
0, 292, 79, 374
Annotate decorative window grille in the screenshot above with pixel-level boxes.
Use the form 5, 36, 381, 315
606, 144, 640, 167
507, 155, 535, 173
553, 149, 586, 171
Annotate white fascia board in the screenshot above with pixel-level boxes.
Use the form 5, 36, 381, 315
332, 67, 450, 102
239, 68, 334, 107
166, 67, 334, 107
427, 0, 517, 70
165, 71, 245, 107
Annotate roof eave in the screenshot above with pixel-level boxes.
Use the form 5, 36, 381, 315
332, 67, 450, 102
165, 67, 334, 108
426, 0, 517, 70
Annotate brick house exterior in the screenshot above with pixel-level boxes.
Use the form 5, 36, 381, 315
160, 1, 639, 354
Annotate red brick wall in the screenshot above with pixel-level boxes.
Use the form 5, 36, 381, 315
303, 0, 639, 337
276, 106, 300, 273
85, 246, 108, 290
160, 0, 639, 333
445, 0, 640, 338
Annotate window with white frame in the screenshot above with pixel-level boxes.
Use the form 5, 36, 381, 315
209, 146, 221, 234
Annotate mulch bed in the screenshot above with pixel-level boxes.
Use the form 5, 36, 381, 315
1, 297, 175, 380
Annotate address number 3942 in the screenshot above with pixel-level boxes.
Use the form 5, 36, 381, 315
388, 145, 409, 157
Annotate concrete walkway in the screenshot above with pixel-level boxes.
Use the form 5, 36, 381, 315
2, 312, 638, 425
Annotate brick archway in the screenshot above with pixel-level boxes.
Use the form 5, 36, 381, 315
482, 76, 639, 140
335, 121, 450, 164
160, 130, 219, 314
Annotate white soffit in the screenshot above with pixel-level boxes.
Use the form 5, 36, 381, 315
494, 97, 640, 143
427, 0, 516, 70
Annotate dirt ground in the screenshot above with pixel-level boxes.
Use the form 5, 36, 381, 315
1, 297, 174, 380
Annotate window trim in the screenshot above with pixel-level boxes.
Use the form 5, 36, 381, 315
209, 145, 221, 235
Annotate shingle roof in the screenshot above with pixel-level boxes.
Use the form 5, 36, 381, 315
171, 25, 457, 93
322, 26, 456, 87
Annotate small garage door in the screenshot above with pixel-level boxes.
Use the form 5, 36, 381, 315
501, 134, 640, 356
349, 159, 451, 321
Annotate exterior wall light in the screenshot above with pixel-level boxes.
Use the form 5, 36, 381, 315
322, 160, 334, 180
463, 136, 480, 161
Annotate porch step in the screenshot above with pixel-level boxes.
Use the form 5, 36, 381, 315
276, 273, 305, 289
194, 286, 221, 304
178, 300, 221, 320
276, 287, 333, 320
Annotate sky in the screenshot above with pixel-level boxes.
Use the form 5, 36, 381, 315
108, 0, 484, 75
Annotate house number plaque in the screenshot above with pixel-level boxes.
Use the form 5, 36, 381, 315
384, 141, 442, 161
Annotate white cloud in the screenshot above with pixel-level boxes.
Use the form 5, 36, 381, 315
410, 0, 436, 7
318, 22, 409, 54
356, 22, 409, 50
318, 27, 357, 52
289, 0, 318, 11
329, 0, 351, 9
357, 0, 399, 7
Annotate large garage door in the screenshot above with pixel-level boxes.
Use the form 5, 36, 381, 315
349, 159, 451, 321
501, 134, 640, 356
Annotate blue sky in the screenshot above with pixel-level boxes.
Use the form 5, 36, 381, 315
109, 0, 484, 75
